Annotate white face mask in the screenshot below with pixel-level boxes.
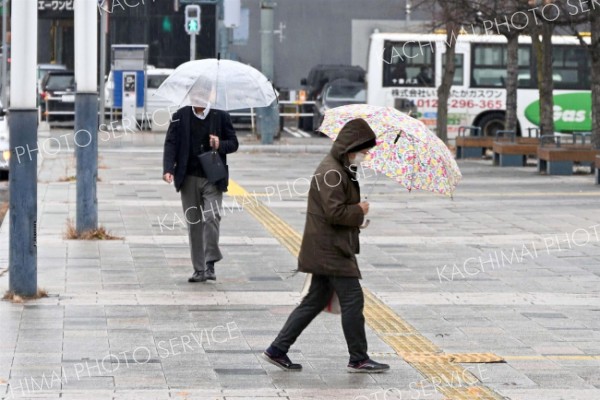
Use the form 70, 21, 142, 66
352, 153, 367, 165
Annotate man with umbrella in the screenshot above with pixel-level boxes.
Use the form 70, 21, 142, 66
157, 58, 276, 282
162, 95, 239, 283
263, 118, 390, 373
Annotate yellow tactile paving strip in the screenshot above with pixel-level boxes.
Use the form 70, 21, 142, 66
228, 180, 506, 400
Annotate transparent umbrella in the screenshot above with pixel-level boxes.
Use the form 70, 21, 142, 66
153, 58, 277, 111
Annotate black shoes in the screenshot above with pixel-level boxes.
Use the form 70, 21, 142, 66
347, 358, 390, 373
205, 261, 216, 281
262, 348, 302, 371
262, 347, 388, 373
188, 271, 206, 283
189, 262, 216, 283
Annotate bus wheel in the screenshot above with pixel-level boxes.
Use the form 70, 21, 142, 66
478, 112, 505, 137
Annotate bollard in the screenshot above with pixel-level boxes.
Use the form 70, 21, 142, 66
257, 100, 279, 145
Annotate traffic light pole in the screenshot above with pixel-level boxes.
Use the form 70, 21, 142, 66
9, 0, 38, 297
190, 32, 197, 61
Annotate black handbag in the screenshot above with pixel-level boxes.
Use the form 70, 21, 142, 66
198, 149, 227, 183
196, 110, 227, 183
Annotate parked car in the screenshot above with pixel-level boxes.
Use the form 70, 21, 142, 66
299, 64, 365, 131
37, 63, 67, 109
312, 79, 366, 132
40, 71, 76, 123
0, 104, 9, 180
145, 68, 176, 125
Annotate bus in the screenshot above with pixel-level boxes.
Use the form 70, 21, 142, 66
366, 33, 592, 139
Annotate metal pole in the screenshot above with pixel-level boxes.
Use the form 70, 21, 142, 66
260, 1, 274, 81
74, 0, 98, 233
99, 4, 107, 126
258, 1, 277, 144
190, 33, 196, 61
406, 0, 411, 27
1, 0, 8, 109
9, 0, 37, 297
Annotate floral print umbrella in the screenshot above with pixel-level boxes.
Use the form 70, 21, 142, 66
318, 104, 461, 197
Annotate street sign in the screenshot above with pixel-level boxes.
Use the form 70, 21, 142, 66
185, 5, 201, 35
38, 0, 74, 19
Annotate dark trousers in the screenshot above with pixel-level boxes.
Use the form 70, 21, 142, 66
272, 274, 368, 363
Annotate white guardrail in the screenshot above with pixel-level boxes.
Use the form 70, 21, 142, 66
42, 98, 317, 129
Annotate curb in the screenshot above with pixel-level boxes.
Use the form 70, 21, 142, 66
239, 144, 330, 153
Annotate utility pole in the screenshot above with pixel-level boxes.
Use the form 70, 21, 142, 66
1, 0, 8, 109
257, 0, 278, 144
260, 0, 274, 81
74, 0, 98, 233
9, 0, 37, 297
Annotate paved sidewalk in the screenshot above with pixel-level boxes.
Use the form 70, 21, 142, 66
1, 129, 600, 399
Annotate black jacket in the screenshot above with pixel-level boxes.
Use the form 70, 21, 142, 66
163, 107, 239, 192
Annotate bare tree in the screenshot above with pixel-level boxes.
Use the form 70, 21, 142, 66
564, 5, 600, 148
591, 10, 600, 149
528, 2, 556, 136
473, 0, 531, 134
414, 1, 477, 144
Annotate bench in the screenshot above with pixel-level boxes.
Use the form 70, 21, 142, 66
492, 128, 540, 167
456, 126, 493, 159
537, 134, 600, 175
595, 155, 600, 184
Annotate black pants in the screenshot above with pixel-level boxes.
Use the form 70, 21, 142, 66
271, 274, 368, 363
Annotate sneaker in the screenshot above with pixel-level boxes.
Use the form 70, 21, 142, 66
205, 262, 216, 281
262, 349, 302, 371
188, 271, 206, 283
347, 358, 390, 373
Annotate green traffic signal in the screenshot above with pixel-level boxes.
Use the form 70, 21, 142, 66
188, 20, 199, 33
162, 16, 172, 33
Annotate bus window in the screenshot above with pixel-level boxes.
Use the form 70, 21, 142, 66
472, 44, 506, 87
442, 54, 464, 86
382, 41, 435, 87
472, 44, 534, 88
552, 46, 590, 90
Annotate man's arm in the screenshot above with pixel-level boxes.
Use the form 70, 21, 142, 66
163, 112, 180, 175
217, 112, 239, 155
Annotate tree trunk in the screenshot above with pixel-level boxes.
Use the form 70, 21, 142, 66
436, 22, 457, 144
504, 33, 519, 133
536, 23, 555, 136
591, 12, 600, 149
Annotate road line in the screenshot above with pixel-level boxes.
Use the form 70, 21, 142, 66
228, 179, 507, 400
283, 127, 302, 138
296, 128, 312, 138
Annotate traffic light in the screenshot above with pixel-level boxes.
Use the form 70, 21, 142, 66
185, 5, 201, 35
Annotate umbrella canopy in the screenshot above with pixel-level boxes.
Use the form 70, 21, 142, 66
154, 59, 277, 111
318, 104, 462, 197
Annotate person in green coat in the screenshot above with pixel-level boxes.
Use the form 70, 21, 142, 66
263, 118, 390, 373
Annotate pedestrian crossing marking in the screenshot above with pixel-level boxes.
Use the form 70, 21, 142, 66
228, 179, 507, 400
283, 127, 312, 138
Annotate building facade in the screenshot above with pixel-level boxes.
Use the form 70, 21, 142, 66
35, 0, 430, 90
